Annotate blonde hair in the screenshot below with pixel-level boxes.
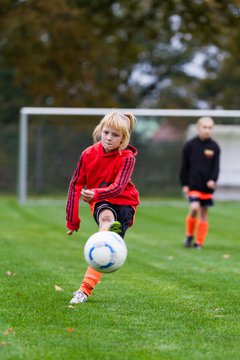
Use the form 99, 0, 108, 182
92, 111, 136, 151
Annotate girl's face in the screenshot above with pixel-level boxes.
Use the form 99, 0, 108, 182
101, 126, 123, 152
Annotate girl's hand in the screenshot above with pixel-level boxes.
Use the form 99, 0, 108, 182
182, 186, 189, 196
81, 189, 94, 202
66, 229, 74, 235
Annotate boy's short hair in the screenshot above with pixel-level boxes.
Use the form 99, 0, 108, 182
197, 116, 214, 126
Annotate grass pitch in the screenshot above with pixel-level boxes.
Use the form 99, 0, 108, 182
1, 196, 240, 360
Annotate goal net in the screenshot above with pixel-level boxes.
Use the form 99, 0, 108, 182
18, 107, 240, 204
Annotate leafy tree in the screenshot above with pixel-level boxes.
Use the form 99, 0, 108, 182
128, 0, 240, 109
0, 0, 239, 124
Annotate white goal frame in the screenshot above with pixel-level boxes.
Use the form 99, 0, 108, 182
18, 107, 240, 204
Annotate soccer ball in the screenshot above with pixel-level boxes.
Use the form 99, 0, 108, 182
83, 231, 127, 273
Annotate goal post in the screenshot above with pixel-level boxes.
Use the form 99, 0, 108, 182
18, 107, 240, 204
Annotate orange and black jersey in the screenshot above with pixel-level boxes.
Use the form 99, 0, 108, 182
180, 136, 220, 193
66, 142, 140, 231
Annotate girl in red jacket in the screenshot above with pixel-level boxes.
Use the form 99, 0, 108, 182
66, 111, 140, 303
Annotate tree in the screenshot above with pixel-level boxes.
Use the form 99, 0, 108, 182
0, 0, 239, 124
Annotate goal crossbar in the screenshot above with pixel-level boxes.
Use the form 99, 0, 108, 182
21, 107, 240, 117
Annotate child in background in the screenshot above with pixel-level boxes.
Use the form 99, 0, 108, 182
180, 117, 220, 249
66, 111, 140, 303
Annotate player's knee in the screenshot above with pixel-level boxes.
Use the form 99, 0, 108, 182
99, 209, 115, 224
189, 203, 199, 216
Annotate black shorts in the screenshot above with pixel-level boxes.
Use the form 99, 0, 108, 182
187, 190, 214, 207
93, 201, 135, 238
189, 196, 213, 207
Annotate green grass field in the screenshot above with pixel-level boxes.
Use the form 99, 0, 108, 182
1, 196, 240, 360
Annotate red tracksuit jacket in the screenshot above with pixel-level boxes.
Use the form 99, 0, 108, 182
66, 141, 140, 231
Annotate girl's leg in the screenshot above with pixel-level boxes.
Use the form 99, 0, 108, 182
195, 207, 208, 247
98, 208, 116, 230
79, 209, 116, 294
184, 201, 199, 247
79, 266, 103, 296
70, 209, 116, 304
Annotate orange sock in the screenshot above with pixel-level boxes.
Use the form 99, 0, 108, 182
186, 215, 197, 237
80, 266, 102, 296
196, 221, 209, 246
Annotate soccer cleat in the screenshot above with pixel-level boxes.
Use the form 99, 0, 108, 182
194, 243, 202, 249
184, 236, 194, 248
109, 221, 122, 235
70, 290, 88, 304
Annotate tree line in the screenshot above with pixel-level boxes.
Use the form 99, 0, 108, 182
0, 0, 240, 124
